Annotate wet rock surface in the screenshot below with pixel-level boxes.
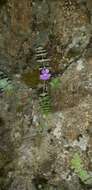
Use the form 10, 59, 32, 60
0, 0, 92, 190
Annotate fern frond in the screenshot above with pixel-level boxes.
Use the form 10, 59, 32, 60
39, 92, 52, 114
35, 46, 50, 69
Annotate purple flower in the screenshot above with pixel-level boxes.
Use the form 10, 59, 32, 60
40, 68, 51, 80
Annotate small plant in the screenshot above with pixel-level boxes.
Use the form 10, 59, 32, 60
35, 46, 61, 114
71, 153, 92, 185
0, 78, 13, 95
50, 77, 61, 89
39, 67, 52, 115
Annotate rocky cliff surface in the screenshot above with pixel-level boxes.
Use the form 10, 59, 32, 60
0, 0, 92, 190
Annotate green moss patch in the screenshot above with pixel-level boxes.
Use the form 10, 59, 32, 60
21, 70, 42, 88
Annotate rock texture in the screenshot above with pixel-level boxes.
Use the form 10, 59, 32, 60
0, 0, 92, 190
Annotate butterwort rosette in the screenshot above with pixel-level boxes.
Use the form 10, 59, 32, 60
40, 68, 51, 81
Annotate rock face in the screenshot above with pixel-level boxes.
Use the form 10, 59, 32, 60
0, 0, 32, 73
0, 0, 92, 190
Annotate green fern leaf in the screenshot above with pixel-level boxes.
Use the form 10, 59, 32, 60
39, 92, 52, 114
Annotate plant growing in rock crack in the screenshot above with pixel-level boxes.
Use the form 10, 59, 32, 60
71, 153, 92, 185
34, 46, 52, 115
50, 77, 61, 89
35, 46, 63, 114
0, 71, 14, 95
39, 68, 52, 115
